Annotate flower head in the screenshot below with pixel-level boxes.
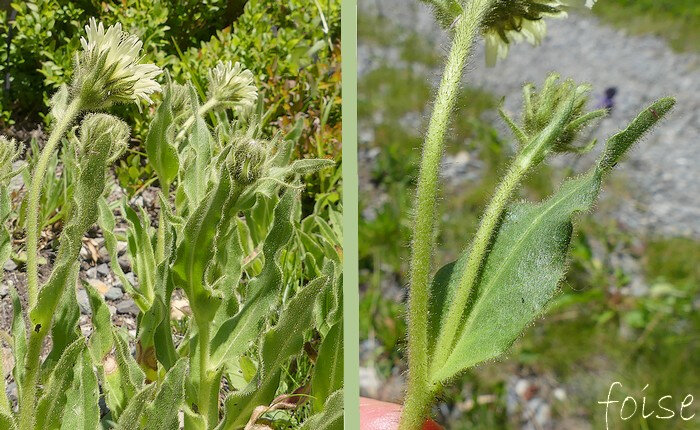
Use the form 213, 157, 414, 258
72, 18, 162, 110
207, 61, 258, 114
483, 0, 597, 66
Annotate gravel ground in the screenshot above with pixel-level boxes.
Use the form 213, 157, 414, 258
361, 0, 700, 238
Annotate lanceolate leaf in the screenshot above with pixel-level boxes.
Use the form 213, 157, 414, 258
143, 359, 188, 430
429, 97, 675, 383
0, 187, 11, 270
171, 165, 236, 322
30, 120, 114, 335
10, 287, 26, 391
311, 320, 343, 412
97, 198, 147, 309
123, 203, 157, 306
145, 76, 179, 189
209, 190, 296, 370
35, 337, 86, 429
42, 273, 80, 380
299, 390, 343, 430
105, 330, 146, 420
114, 383, 158, 430
217, 270, 331, 429
60, 350, 100, 430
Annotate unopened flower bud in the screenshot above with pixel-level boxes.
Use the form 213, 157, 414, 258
72, 18, 162, 110
229, 138, 267, 185
207, 61, 258, 114
79, 113, 130, 163
521, 74, 604, 152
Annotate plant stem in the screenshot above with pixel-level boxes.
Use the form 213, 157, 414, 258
400, 1, 493, 428
18, 330, 44, 430
197, 321, 212, 422
176, 98, 219, 141
25, 98, 81, 308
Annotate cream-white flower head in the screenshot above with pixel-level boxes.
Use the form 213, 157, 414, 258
483, 0, 597, 66
207, 61, 258, 114
72, 18, 162, 109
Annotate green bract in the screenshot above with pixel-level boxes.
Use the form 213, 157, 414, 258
2, 17, 342, 430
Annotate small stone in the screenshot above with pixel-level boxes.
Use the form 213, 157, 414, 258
6, 381, 17, 405
108, 305, 117, 316
125, 272, 138, 286
119, 256, 132, 272
116, 299, 139, 316
86, 267, 98, 279
0, 284, 8, 298
3, 259, 17, 271
105, 287, 124, 301
77, 289, 91, 315
117, 241, 128, 255
86, 278, 110, 295
96, 263, 110, 277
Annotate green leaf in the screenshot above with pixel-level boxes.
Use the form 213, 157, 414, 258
97, 197, 147, 309
104, 330, 146, 420
0, 188, 11, 270
10, 287, 26, 391
145, 76, 179, 189
143, 359, 188, 430
0, 346, 11, 417
30, 115, 115, 335
180, 85, 213, 214
311, 320, 343, 412
41, 273, 80, 380
287, 158, 335, 176
85, 279, 114, 363
36, 337, 86, 429
300, 390, 343, 430
218, 269, 331, 429
429, 97, 675, 383
209, 191, 296, 370
60, 350, 100, 430
123, 202, 157, 306
114, 383, 158, 430
171, 164, 236, 322
0, 410, 16, 430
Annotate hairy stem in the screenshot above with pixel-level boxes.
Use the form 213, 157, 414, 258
400, 0, 494, 428
18, 330, 44, 430
197, 321, 212, 422
176, 98, 219, 141
25, 98, 82, 308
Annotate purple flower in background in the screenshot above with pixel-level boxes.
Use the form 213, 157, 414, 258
598, 87, 617, 112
